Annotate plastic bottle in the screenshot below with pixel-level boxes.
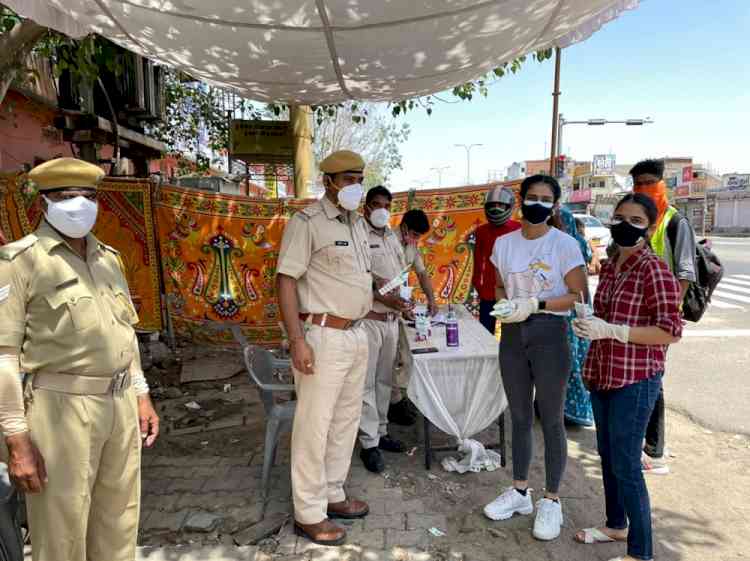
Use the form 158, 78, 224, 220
446, 304, 459, 347
415, 305, 430, 342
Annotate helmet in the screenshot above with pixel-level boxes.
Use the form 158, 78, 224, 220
484, 186, 515, 226
485, 186, 515, 206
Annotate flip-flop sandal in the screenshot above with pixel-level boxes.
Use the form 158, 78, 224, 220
575, 527, 623, 544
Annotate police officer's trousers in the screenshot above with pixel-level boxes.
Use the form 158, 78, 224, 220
291, 324, 368, 524
26, 387, 141, 561
358, 319, 399, 449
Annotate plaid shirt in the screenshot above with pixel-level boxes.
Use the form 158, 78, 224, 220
583, 247, 682, 391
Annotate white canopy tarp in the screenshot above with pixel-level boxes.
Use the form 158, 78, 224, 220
7, 0, 639, 104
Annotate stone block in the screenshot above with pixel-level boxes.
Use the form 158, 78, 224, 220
202, 474, 257, 493
365, 514, 405, 531
400, 499, 426, 515
137, 545, 257, 560
184, 511, 223, 532
385, 529, 426, 548
141, 493, 180, 513
140, 509, 190, 533
346, 527, 385, 549
142, 478, 174, 495
233, 513, 289, 546
169, 478, 207, 494
405, 513, 447, 532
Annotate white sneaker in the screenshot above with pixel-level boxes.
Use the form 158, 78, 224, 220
483, 487, 533, 521
532, 498, 563, 541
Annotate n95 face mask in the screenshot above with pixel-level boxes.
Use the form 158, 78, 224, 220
44, 196, 98, 238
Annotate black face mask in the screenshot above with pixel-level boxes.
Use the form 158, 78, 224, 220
485, 205, 512, 226
611, 220, 648, 248
521, 202, 554, 225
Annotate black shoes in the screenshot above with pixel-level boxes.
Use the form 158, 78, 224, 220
388, 399, 417, 426
378, 434, 406, 453
360, 446, 385, 473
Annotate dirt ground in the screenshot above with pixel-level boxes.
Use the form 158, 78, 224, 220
135, 360, 750, 561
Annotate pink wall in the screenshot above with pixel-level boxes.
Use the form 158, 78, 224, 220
0, 90, 70, 172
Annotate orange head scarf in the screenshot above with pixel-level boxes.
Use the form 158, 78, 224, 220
634, 180, 669, 224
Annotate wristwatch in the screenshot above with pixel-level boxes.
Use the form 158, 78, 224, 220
538, 300, 547, 311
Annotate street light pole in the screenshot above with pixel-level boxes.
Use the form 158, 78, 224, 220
454, 144, 483, 185
556, 116, 654, 161
430, 165, 450, 187
549, 46, 562, 175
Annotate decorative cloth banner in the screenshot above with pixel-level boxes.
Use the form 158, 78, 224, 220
155, 183, 519, 345
154, 185, 296, 345
0, 174, 162, 331
3, 174, 519, 345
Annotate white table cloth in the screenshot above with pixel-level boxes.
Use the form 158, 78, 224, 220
405, 306, 507, 441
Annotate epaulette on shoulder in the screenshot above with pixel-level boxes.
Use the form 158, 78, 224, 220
298, 203, 323, 220
99, 241, 121, 255
0, 234, 38, 261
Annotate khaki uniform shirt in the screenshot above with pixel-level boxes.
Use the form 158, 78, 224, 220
277, 196, 372, 320
403, 241, 426, 275
0, 221, 139, 377
368, 223, 408, 314
369, 224, 430, 313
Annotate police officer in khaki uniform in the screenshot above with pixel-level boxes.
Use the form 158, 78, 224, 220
357, 186, 417, 473
276, 150, 372, 546
388, 209, 437, 424
0, 158, 159, 561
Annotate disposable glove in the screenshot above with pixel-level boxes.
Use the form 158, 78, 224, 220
572, 316, 630, 343
490, 298, 539, 323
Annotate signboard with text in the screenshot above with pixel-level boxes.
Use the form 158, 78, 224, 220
593, 154, 616, 175
231, 120, 293, 160
682, 165, 693, 185
721, 174, 750, 191
675, 185, 690, 197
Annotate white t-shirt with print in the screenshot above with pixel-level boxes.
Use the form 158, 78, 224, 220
489, 228, 585, 316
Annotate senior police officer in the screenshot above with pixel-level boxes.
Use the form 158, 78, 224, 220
0, 158, 159, 561
276, 150, 372, 546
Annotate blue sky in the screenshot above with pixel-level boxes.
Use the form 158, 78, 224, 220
388, 0, 750, 191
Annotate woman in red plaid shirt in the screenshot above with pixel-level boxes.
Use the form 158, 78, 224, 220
573, 193, 682, 561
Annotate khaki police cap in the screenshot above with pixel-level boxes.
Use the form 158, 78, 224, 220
319, 150, 365, 174
28, 157, 105, 191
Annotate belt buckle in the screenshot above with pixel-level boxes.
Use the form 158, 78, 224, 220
112, 371, 127, 395
387, 312, 396, 322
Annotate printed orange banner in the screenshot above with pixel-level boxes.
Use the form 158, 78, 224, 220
154, 183, 523, 345
0, 174, 162, 331
3, 173, 518, 346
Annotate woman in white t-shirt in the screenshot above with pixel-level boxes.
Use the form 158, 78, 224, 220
483, 174, 587, 542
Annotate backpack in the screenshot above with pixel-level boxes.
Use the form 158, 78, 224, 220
666, 213, 724, 322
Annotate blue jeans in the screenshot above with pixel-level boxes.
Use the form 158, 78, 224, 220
591, 374, 662, 561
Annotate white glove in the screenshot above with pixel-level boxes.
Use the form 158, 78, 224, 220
490, 298, 538, 324
572, 316, 630, 343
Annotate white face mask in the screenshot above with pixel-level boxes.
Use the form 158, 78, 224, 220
337, 182, 364, 211
369, 207, 390, 228
44, 195, 98, 239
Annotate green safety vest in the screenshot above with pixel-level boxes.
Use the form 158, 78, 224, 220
650, 206, 678, 272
